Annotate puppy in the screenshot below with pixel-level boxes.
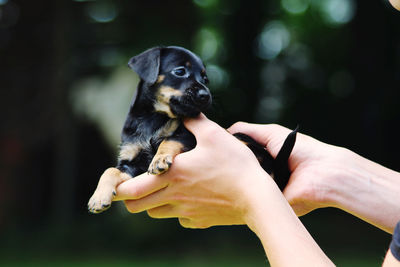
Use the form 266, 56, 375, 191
88, 46, 297, 214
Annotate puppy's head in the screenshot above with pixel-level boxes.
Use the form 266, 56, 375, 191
128, 46, 212, 118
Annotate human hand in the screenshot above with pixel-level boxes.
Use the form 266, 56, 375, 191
229, 122, 400, 233
228, 122, 348, 216
115, 114, 277, 228
115, 116, 337, 265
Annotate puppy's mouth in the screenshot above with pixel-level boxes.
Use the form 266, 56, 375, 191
170, 87, 212, 118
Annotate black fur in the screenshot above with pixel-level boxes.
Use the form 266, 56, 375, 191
117, 46, 296, 190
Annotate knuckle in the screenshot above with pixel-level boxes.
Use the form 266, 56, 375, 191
197, 223, 210, 229
180, 208, 194, 219
178, 218, 193, 228
147, 209, 159, 218
169, 175, 184, 184
170, 192, 187, 202
127, 186, 146, 199
269, 123, 290, 133
178, 218, 209, 229
232, 121, 247, 128
228, 121, 249, 134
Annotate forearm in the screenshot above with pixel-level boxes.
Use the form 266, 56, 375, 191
328, 148, 400, 233
244, 172, 334, 267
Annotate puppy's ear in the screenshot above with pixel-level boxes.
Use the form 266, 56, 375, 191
128, 47, 161, 84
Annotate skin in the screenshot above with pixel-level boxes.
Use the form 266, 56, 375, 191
389, 0, 400, 10
116, 114, 334, 266
228, 122, 400, 234
116, 115, 400, 231
115, 114, 400, 265
383, 250, 400, 267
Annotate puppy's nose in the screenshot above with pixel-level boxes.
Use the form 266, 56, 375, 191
194, 89, 211, 107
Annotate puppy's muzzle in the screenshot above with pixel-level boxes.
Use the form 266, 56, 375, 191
188, 87, 211, 110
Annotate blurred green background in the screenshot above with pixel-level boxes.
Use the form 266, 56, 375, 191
1, 0, 399, 266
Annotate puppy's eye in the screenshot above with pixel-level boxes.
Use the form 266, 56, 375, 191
172, 67, 187, 77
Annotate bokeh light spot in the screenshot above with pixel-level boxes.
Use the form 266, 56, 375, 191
257, 96, 283, 122
319, 0, 356, 26
70, 67, 138, 146
194, 28, 221, 62
281, 0, 310, 14
255, 21, 290, 60
261, 61, 287, 87
98, 48, 123, 67
206, 64, 229, 89
284, 43, 311, 70
87, 1, 118, 23
193, 0, 218, 8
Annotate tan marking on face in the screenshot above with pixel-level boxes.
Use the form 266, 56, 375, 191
154, 86, 183, 118
156, 75, 165, 83
118, 143, 141, 161
157, 86, 183, 101
185, 61, 192, 68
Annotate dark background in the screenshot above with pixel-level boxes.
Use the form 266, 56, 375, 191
1, 0, 399, 266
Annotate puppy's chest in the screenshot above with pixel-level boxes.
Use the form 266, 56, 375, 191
153, 118, 180, 140
119, 119, 180, 162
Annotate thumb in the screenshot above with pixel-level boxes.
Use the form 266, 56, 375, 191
183, 113, 224, 145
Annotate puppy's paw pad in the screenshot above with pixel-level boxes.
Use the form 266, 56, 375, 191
148, 155, 173, 175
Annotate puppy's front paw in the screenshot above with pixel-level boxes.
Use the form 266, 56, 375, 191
148, 154, 173, 175
87, 186, 116, 214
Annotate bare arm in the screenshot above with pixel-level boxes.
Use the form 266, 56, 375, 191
228, 122, 400, 233
243, 174, 334, 267
326, 149, 400, 234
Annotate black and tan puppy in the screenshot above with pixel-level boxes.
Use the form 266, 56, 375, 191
88, 46, 297, 213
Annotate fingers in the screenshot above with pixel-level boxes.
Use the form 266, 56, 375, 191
179, 218, 195, 229
228, 122, 292, 156
114, 172, 169, 201
227, 121, 270, 146
147, 204, 180, 219
228, 122, 286, 145
178, 218, 209, 229
124, 187, 169, 213
127, 195, 205, 229
147, 209, 201, 229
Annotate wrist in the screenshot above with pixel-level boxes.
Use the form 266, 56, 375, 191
326, 147, 400, 233
240, 169, 285, 232
241, 169, 335, 266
